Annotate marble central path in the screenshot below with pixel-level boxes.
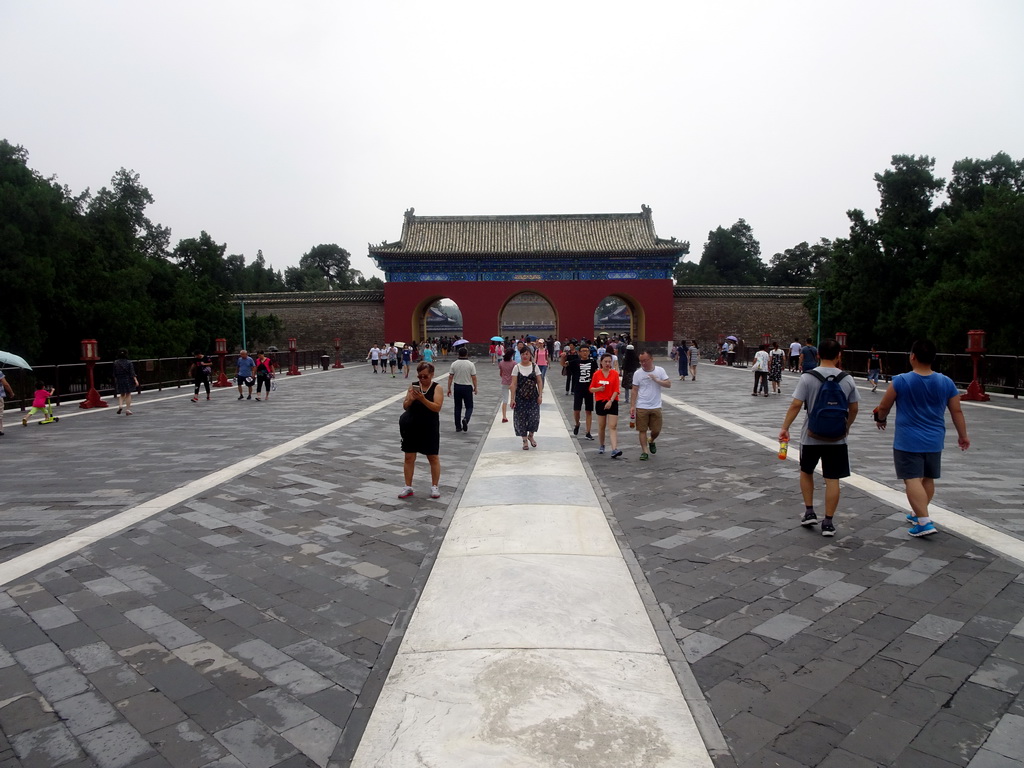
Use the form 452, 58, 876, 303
351, 395, 716, 767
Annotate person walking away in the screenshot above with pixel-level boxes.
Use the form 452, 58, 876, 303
789, 337, 802, 372
591, 353, 622, 457
799, 338, 818, 372
688, 340, 699, 381
398, 362, 444, 499
254, 351, 275, 401
768, 341, 785, 394
571, 345, 598, 440
873, 339, 970, 537
422, 344, 435, 365
190, 351, 213, 402
778, 339, 860, 537
447, 346, 478, 432
0, 369, 14, 434
498, 349, 516, 423
630, 350, 670, 460
867, 346, 885, 392
620, 345, 640, 404
674, 341, 688, 380
509, 346, 543, 450
112, 349, 139, 415
236, 350, 256, 400
752, 345, 770, 397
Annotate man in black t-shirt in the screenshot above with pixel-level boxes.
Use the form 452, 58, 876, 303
571, 345, 598, 440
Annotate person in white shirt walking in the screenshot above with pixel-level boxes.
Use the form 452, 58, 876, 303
447, 346, 478, 432
629, 350, 671, 461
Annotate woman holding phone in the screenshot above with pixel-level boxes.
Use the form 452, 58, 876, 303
398, 362, 444, 499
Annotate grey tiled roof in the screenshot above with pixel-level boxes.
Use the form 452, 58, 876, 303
232, 290, 384, 304
369, 207, 685, 257
674, 285, 814, 299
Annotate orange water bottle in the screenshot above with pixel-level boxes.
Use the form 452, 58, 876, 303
778, 440, 789, 460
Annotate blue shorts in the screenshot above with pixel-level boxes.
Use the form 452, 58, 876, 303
894, 449, 941, 480
868, 369, 880, 383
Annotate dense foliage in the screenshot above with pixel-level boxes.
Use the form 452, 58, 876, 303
0, 140, 380, 362
674, 153, 1024, 354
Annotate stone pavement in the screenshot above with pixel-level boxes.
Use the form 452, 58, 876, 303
0, 357, 1022, 767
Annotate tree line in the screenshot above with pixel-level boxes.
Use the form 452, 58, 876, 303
1, 140, 381, 363
674, 153, 1023, 355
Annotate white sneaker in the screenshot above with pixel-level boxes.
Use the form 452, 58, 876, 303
430, 486, 441, 499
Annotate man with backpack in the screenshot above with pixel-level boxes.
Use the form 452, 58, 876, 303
778, 338, 860, 537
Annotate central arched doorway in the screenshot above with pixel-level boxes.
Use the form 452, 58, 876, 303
499, 292, 556, 339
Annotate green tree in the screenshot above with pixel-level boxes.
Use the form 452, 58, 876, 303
694, 219, 765, 285
300, 244, 353, 289
767, 240, 831, 286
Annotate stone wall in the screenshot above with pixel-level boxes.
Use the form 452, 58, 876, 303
672, 286, 814, 358
234, 285, 814, 363
234, 291, 385, 361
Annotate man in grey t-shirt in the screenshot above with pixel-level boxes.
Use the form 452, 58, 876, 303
778, 339, 860, 537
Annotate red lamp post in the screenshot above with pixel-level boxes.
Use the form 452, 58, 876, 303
835, 331, 847, 348
961, 329, 990, 402
287, 337, 301, 376
761, 332, 772, 348
79, 339, 108, 409
213, 338, 232, 387
332, 337, 344, 369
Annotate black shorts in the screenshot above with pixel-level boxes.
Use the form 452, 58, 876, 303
573, 385, 594, 412
596, 399, 619, 417
799, 444, 851, 480
894, 449, 942, 480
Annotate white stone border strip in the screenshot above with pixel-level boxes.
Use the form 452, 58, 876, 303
663, 392, 1024, 568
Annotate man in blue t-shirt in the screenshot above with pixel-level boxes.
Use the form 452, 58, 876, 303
799, 338, 818, 372
873, 339, 970, 538
235, 350, 256, 400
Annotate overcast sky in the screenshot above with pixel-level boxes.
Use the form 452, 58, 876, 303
4, 1, 1022, 281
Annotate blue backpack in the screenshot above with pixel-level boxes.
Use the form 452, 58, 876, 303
805, 370, 850, 440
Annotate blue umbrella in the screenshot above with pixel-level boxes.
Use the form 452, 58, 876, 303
490, 336, 504, 342
0, 350, 32, 370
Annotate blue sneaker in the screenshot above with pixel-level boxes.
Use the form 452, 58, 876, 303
598, 445, 605, 454
906, 514, 918, 524
909, 522, 938, 537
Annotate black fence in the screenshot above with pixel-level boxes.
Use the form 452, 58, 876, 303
1, 350, 333, 411
726, 346, 1020, 398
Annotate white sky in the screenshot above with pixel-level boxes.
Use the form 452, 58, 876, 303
4, 1, 1022, 280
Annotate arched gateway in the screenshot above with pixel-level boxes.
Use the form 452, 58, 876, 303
369, 206, 687, 345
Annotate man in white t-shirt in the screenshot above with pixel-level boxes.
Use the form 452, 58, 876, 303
789, 338, 802, 372
629, 350, 671, 461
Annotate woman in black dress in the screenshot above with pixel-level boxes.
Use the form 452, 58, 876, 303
398, 362, 444, 499
113, 349, 138, 415
509, 346, 543, 450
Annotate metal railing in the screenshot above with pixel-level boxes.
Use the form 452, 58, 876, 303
0, 350, 331, 412
733, 347, 1020, 398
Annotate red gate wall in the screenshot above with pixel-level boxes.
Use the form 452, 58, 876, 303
384, 279, 674, 343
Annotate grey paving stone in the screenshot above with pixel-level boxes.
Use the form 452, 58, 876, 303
66, 642, 122, 674
115, 691, 187, 735
0, 693, 61, 737
78, 721, 156, 768
214, 719, 298, 768
14, 642, 67, 674
242, 688, 319, 733
681, 631, 730, 663
720, 712, 785, 765
943, 682, 1014, 728
966, 748, 1024, 768
818, 748, 883, 768
909, 614, 967, 642
148, 720, 228, 768
261, 661, 333, 697
876, 682, 949, 725
969, 658, 1024, 694
911, 656, 979, 693
9, 722, 83, 768
86, 663, 154, 702
772, 717, 847, 766
912, 712, 990, 766
300, 685, 357, 728
752, 613, 814, 642
748, 680, 824, 727
177, 688, 252, 734
46, 620, 103, 651
33, 666, 90, 702
938, 634, 998, 667
847, 656, 917, 695
980, 713, 1024, 759
29, 604, 79, 630
52, 690, 121, 736
839, 711, 920, 764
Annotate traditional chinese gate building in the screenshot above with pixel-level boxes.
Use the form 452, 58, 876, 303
369, 206, 687, 344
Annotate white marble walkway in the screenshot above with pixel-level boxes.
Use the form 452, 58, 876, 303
351, 396, 715, 767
